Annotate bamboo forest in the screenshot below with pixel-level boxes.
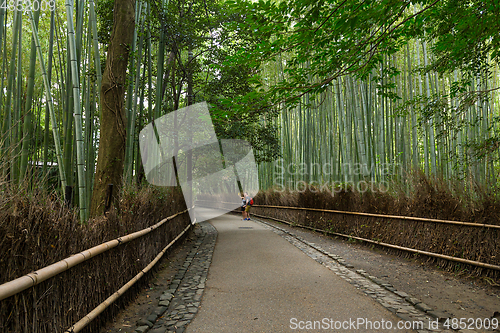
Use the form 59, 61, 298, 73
2, 0, 500, 216
3, 0, 500, 332
0, 1, 497, 204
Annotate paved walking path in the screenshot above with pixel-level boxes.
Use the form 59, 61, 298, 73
106, 211, 483, 333
185, 214, 415, 333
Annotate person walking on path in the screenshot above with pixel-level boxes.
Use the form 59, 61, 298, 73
241, 194, 247, 220
243, 192, 252, 220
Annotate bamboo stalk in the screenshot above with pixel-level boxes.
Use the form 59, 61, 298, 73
20, 9, 41, 181
65, 0, 87, 221
12, 20, 23, 182
42, 11, 55, 180
125, 1, 145, 183
1, 11, 21, 177
28, 10, 67, 189
422, 41, 437, 175
89, 0, 102, 101
0, 11, 7, 132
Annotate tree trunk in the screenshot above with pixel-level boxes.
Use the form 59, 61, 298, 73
91, 0, 135, 217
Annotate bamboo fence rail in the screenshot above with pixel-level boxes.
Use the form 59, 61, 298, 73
251, 212, 500, 271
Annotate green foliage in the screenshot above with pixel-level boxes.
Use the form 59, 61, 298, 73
423, 0, 500, 75
222, 0, 500, 174
95, 0, 114, 45
225, 0, 434, 107
225, 0, 500, 109
148, 0, 280, 162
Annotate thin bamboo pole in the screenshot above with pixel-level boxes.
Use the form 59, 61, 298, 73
155, 3, 166, 120
65, 0, 87, 221
422, 41, 437, 175
2, 11, 21, 177
0, 12, 7, 132
20, 9, 41, 181
42, 11, 55, 179
89, 0, 102, 101
12, 21, 23, 182
28, 10, 67, 189
125, 1, 145, 182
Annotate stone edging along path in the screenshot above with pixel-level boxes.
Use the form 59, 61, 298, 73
133, 222, 217, 333
132, 217, 482, 333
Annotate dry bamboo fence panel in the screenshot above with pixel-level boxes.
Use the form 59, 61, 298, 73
0, 209, 190, 301
253, 204, 500, 229
65, 222, 192, 333
251, 205, 500, 276
0, 204, 192, 333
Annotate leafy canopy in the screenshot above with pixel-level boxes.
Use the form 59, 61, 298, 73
225, 0, 500, 108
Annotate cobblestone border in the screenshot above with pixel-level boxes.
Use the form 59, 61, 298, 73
133, 222, 217, 333
253, 217, 483, 333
